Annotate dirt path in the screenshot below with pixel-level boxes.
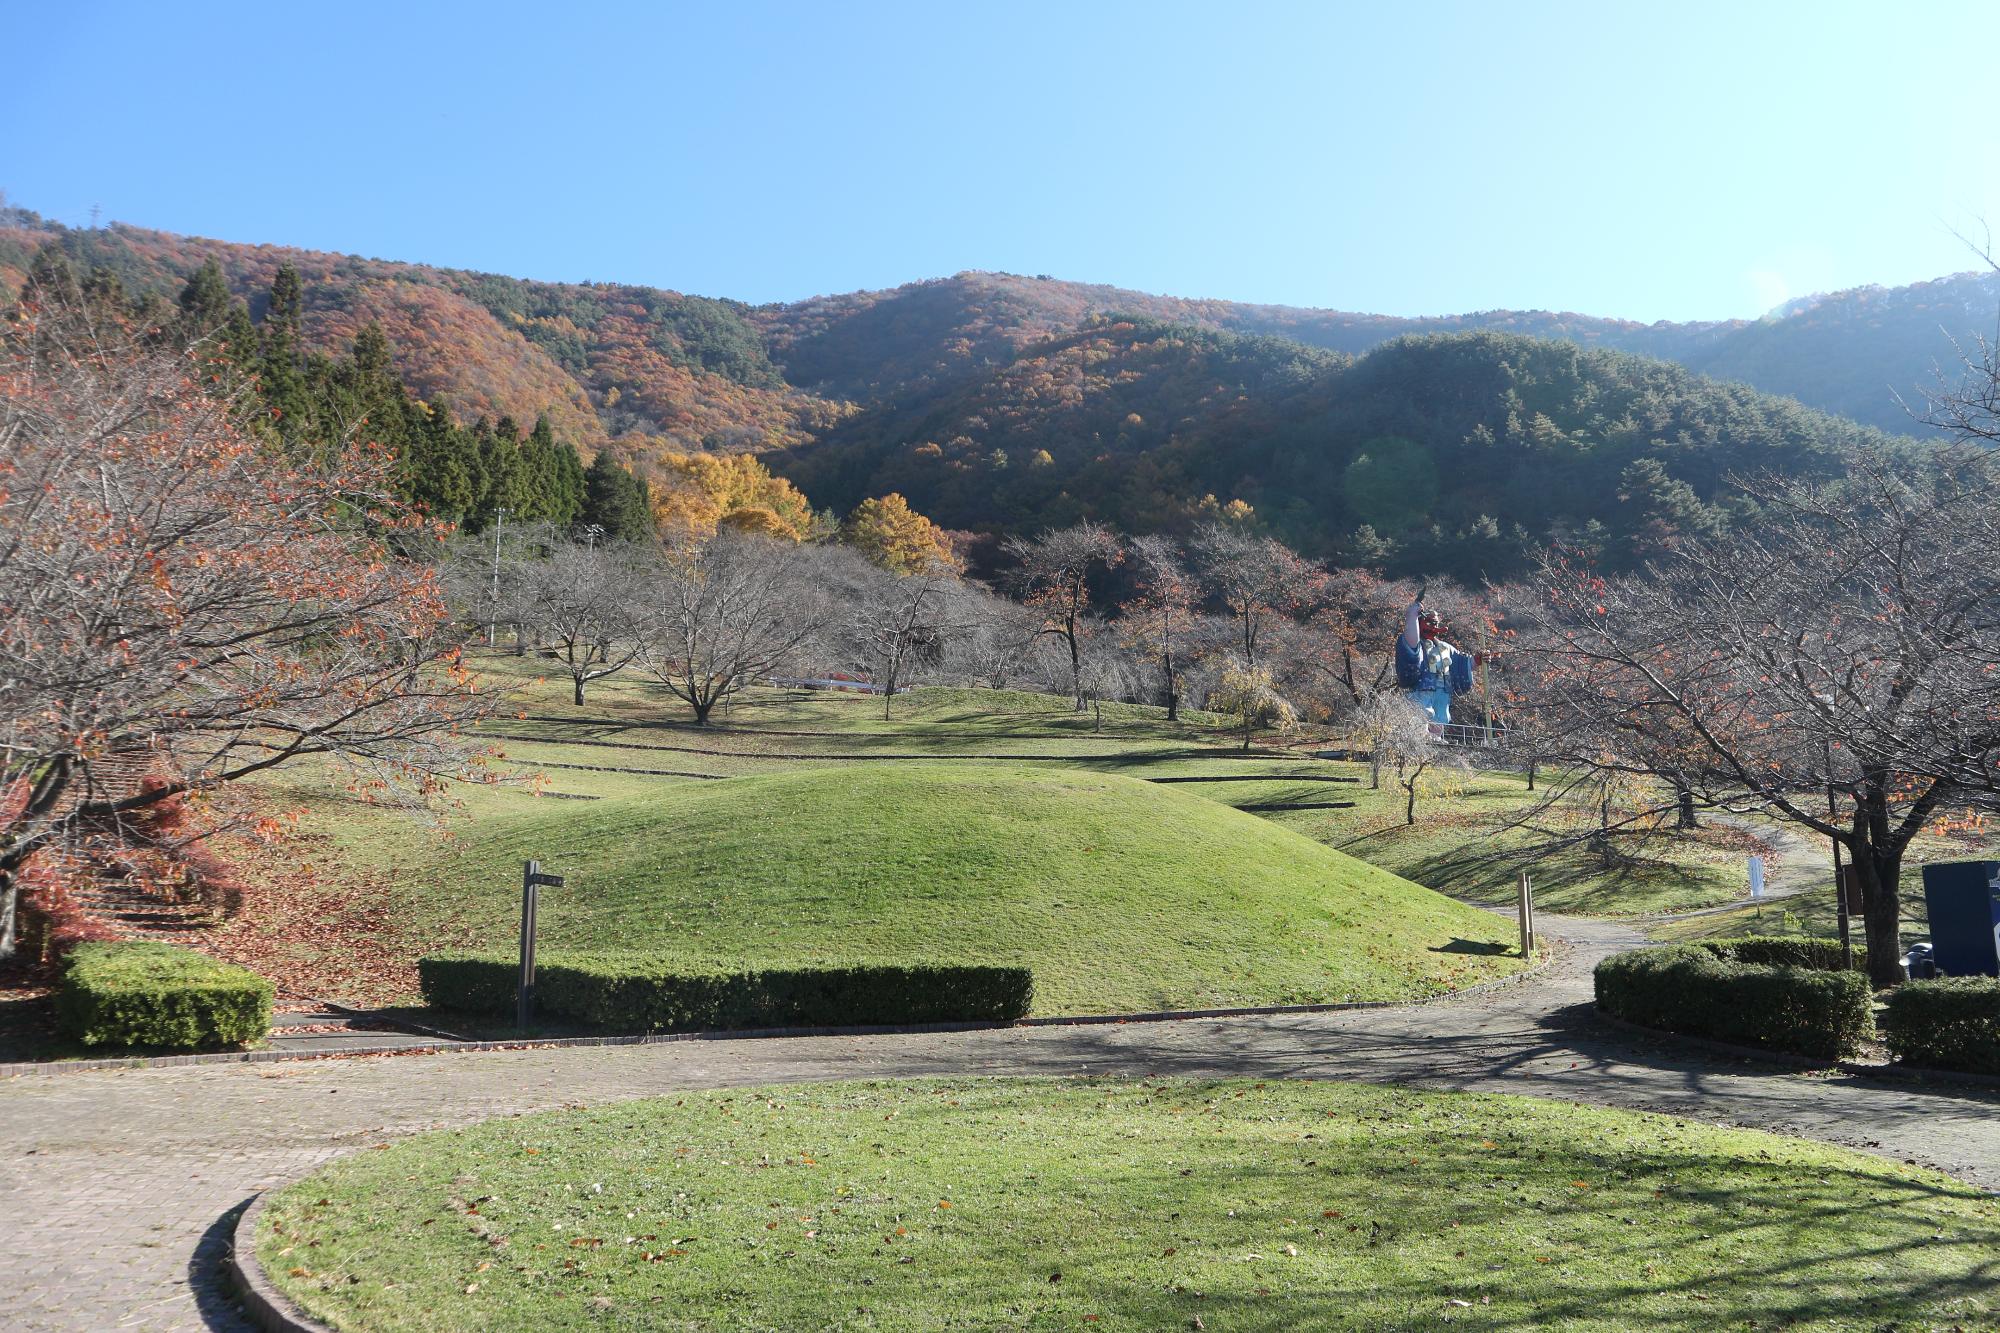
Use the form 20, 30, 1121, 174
1, 909, 1995, 1331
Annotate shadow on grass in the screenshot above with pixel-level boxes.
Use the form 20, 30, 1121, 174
1341, 822, 1733, 916
1431, 938, 1512, 956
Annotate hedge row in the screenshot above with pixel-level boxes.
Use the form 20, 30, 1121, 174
1696, 935, 1866, 972
419, 953, 1034, 1031
1881, 977, 2000, 1076
55, 941, 272, 1050
1594, 944, 1873, 1059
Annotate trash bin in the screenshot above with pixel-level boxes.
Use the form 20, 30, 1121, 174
1919, 862, 2000, 978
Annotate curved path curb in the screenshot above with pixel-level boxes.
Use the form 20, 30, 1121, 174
6, 912, 1998, 1332
227, 1194, 332, 1333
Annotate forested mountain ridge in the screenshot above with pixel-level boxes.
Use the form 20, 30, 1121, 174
0, 212, 846, 454
0, 205, 1968, 579
773, 318, 1901, 580
5, 206, 1990, 444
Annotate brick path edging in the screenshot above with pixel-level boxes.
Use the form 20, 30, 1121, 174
0, 947, 1556, 1080
229, 1193, 335, 1333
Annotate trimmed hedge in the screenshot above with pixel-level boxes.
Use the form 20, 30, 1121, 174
1880, 977, 2000, 1076
55, 941, 272, 1050
1696, 935, 1866, 972
1594, 944, 1873, 1059
418, 952, 1034, 1031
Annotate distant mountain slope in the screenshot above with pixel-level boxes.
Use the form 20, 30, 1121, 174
7, 208, 1990, 448
759, 268, 1998, 435
753, 270, 1738, 405
0, 215, 839, 452
0, 207, 1969, 580
774, 320, 1901, 579
1680, 271, 2000, 433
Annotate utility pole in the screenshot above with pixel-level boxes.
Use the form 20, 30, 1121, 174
1813, 694, 1854, 970
486, 507, 507, 647
1826, 735, 1853, 970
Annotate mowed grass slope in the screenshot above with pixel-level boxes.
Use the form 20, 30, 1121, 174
387, 763, 1524, 1014
262, 1078, 2000, 1332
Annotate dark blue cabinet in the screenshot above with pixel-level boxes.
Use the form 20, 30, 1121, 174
1920, 862, 2000, 978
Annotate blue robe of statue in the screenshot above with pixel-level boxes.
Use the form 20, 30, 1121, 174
1395, 602, 1474, 724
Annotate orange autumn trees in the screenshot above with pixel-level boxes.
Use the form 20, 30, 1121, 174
0, 280, 491, 958
647, 450, 816, 541
844, 492, 957, 574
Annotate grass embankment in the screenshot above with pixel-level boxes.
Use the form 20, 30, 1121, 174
223, 661, 1754, 1004
323, 763, 1525, 1015
260, 1077, 2000, 1332
461, 659, 1748, 919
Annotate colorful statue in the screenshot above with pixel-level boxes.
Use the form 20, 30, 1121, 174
1395, 591, 1475, 725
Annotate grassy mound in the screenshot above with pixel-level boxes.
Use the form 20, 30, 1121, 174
260, 1078, 2000, 1331
398, 763, 1523, 1014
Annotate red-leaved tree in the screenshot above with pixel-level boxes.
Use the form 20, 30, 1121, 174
0, 279, 492, 957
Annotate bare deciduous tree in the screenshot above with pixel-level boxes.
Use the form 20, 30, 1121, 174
639, 531, 830, 725
1121, 534, 1202, 720
1004, 521, 1122, 710
1518, 445, 2000, 986
0, 287, 490, 956
517, 542, 651, 704
1193, 523, 1319, 669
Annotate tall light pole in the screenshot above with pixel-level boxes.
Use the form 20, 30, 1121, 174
485, 507, 507, 647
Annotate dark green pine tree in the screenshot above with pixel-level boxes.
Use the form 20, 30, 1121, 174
259, 263, 312, 448
17, 243, 79, 306
402, 399, 478, 523
176, 257, 233, 333
520, 414, 585, 528
469, 418, 532, 531
174, 257, 259, 375
581, 451, 654, 542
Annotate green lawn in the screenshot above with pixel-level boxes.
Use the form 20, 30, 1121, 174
221, 660, 1776, 1004
259, 1077, 2000, 1332
305, 762, 1526, 1015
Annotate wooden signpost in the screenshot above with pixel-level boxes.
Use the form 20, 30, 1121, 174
517, 859, 566, 1029
1517, 869, 1536, 957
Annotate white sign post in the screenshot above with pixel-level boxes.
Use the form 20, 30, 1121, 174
1748, 855, 1766, 900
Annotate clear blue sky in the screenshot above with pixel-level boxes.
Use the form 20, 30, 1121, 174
9, 0, 1998, 321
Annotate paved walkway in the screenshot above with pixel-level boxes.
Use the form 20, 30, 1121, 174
2, 914, 1996, 1332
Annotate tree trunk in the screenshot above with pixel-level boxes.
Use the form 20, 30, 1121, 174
1405, 783, 1417, 825
1526, 755, 1537, 792
0, 873, 17, 962
1163, 650, 1179, 722
573, 676, 586, 706
692, 697, 714, 726
513, 623, 527, 656
1677, 787, 1698, 830
1370, 751, 1381, 790
1848, 826, 1906, 989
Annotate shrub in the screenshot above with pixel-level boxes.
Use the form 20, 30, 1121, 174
55, 941, 272, 1049
1696, 935, 1867, 972
416, 952, 522, 1016
1595, 944, 1873, 1059
1880, 977, 2000, 1075
418, 953, 1034, 1031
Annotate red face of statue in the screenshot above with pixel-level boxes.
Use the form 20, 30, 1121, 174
1421, 613, 1442, 641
